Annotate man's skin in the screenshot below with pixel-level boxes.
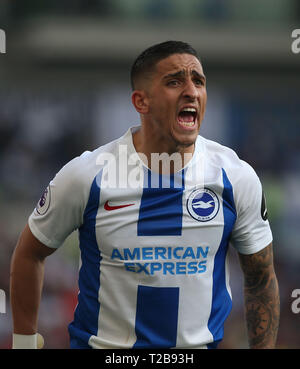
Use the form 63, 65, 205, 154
10, 53, 280, 348
10, 224, 55, 335
132, 53, 207, 166
239, 244, 280, 348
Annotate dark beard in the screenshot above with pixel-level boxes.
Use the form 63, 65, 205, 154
172, 136, 196, 156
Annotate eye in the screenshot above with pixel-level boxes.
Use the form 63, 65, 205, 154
167, 80, 181, 87
194, 79, 205, 86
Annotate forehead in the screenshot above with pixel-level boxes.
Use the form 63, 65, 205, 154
154, 53, 204, 77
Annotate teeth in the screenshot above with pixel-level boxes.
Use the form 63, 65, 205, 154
181, 107, 196, 113
180, 121, 195, 127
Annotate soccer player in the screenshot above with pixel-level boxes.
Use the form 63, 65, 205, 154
10, 41, 280, 349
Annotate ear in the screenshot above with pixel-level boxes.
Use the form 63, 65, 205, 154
131, 90, 149, 114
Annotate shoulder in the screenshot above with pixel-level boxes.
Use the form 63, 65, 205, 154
201, 136, 260, 187
55, 135, 123, 188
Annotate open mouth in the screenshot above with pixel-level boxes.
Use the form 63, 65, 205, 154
177, 107, 197, 128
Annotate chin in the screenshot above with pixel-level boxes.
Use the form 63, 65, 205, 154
173, 134, 198, 150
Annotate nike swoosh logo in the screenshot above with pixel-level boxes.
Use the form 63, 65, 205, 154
104, 200, 134, 211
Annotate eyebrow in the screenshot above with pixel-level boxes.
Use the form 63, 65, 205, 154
163, 69, 206, 81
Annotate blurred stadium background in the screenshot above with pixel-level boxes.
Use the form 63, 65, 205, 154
0, 0, 299, 349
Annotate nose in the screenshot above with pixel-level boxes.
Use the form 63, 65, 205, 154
182, 79, 199, 100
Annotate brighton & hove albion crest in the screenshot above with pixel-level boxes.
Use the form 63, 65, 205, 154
187, 188, 220, 222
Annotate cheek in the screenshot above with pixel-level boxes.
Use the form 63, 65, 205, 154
154, 97, 174, 117
148, 89, 178, 122
200, 91, 207, 113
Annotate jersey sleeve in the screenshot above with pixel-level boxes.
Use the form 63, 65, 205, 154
230, 161, 273, 255
28, 155, 88, 249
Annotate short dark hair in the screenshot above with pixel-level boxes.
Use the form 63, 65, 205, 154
130, 40, 199, 90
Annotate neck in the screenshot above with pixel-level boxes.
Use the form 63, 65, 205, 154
132, 125, 195, 174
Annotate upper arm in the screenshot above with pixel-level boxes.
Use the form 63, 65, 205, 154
14, 223, 56, 262
238, 243, 276, 288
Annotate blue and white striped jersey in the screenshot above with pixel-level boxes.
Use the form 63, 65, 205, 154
29, 126, 272, 349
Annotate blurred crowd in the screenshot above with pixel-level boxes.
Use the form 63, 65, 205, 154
2, 0, 299, 24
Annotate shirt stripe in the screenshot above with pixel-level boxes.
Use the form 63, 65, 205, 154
68, 171, 102, 348
133, 285, 179, 348
137, 169, 185, 236
207, 168, 237, 348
